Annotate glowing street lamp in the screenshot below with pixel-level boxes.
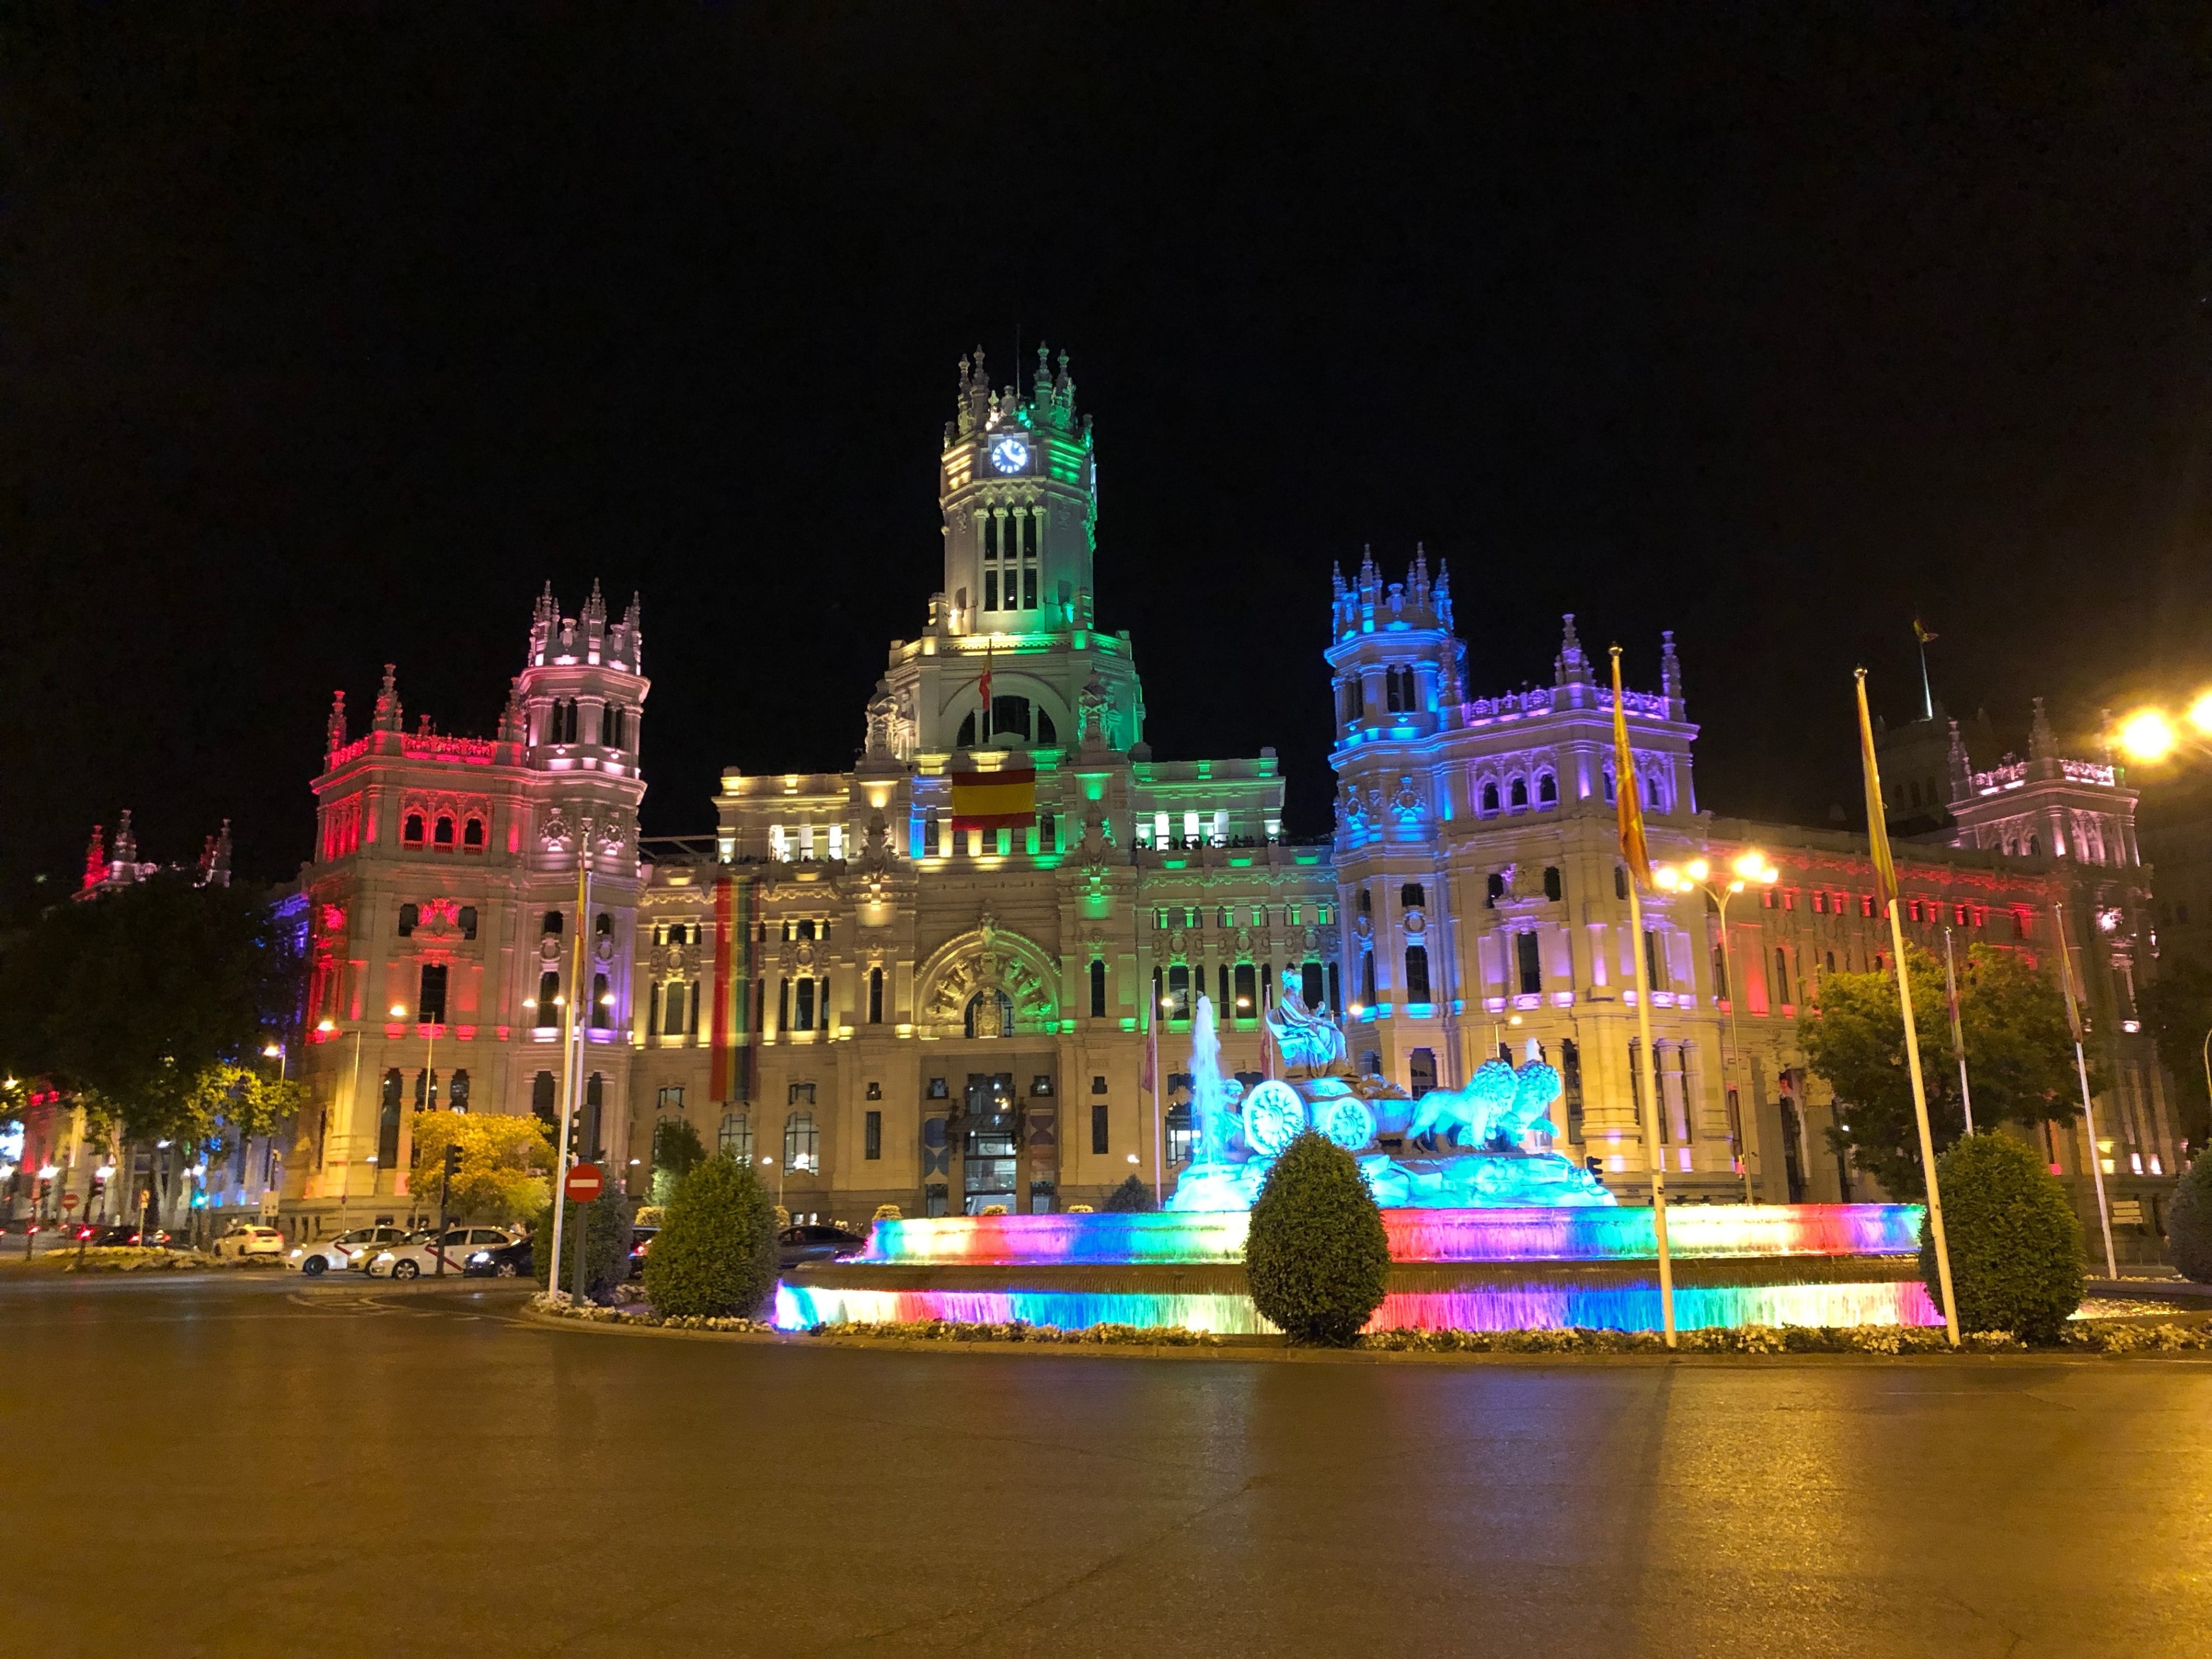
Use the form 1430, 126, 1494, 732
1653, 849, 1778, 1205
2117, 709, 2178, 764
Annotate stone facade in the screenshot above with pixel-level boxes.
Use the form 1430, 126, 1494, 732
264, 346, 2181, 1238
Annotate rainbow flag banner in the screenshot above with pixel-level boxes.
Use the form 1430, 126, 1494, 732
950, 766, 1035, 831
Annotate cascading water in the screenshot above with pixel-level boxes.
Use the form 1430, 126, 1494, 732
1188, 992, 1230, 1163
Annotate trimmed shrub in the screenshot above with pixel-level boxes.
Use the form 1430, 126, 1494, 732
532, 1185, 635, 1302
1244, 1130, 1390, 1345
1921, 1131, 2084, 1343
872, 1203, 903, 1222
649, 1117, 707, 1209
2172, 1153, 2212, 1283
1103, 1175, 1156, 1213
643, 1154, 779, 1320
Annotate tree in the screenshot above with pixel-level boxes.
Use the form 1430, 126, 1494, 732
649, 1116, 707, 1209
2170, 1152, 2212, 1283
643, 1154, 779, 1319
407, 1112, 553, 1225
1244, 1130, 1391, 1345
1799, 943, 2090, 1199
1103, 1175, 1157, 1213
533, 1184, 634, 1301
2137, 958, 2212, 1151
1921, 1132, 2084, 1342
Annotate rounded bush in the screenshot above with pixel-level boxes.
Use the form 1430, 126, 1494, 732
1920, 1131, 2084, 1343
532, 1185, 635, 1302
643, 1154, 779, 1320
1244, 1130, 1391, 1345
1103, 1175, 1157, 1213
2171, 1153, 2212, 1283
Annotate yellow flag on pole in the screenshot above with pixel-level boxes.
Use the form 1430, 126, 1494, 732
1854, 669, 1900, 914
1609, 647, 1652, 890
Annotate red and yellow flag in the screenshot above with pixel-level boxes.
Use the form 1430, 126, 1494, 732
1609, 646, 1651, 890
951, 767, 1036, 831
1854, 669, 1900, 915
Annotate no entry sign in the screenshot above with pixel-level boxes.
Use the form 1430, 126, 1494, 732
61, 1192, 79, 1212
563, 1164, 604, 1204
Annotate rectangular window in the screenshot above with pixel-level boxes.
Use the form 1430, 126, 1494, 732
864, 1111, 882, 1160
1089, 959, 1108, 1018
418, 962, 448, 1025
794, 976, 816, 1031
1861, 893, 1875, 918
983, 569, 999, 611
778, 977, 790, 1034
664, 981, 687, 1035
1301, 961, 1325, 1007
1328, 960, 1342, 1013
1407, 944, 1434, 1002
868, 966, 884, 1025
1233, 961, 1257, 1017
1041, 812, 1057, 851
1645, 930, 1667, 993
1515, 932, 1540, 997
923, 813, 940, 856
1092, 1102, 1110, 1155
1165, 964, 1192, 1020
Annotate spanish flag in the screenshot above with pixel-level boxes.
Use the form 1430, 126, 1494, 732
1854, 668, 1900, 914
951, 767, 1036, 832
1609, 646, 1652, 890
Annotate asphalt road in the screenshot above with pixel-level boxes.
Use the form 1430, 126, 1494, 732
4, 1276, 2209, 1658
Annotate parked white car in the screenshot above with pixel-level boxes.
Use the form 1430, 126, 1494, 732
213, 1223, 288, 1260
366, 1226, 518, 1279
288, 1225, 408, 1277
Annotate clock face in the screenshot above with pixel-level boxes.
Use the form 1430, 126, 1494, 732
988, 435, 1029, 474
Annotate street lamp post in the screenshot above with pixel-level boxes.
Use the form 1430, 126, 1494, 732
316, 1017, 368, 1233
1656, 850, 1779, 1206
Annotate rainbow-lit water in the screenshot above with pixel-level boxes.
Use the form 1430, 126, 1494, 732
774, 1203, 1938, 1336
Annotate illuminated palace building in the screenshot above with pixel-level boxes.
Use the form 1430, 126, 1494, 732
285, 349, 2172, 1230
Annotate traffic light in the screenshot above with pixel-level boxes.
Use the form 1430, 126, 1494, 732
442, 1145, 463, 1180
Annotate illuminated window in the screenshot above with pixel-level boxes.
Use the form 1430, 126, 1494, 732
590, 972, 611, 1031
1812, 891, 1826, 914
783, 1111, 819, 1174
1233, 961, 1257, 1015
717, 1112, 751, 1161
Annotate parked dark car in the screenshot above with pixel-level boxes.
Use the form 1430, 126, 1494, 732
626, 1225, 659, 1279
71, 1224, 170, 1247
777, 1224, 865, 1269
462, 1237, 534, 1279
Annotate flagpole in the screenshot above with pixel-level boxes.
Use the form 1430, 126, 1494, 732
1150, 1002, 1163, 1207
1611, 646, 1675, 1349
1944, 927, 1975, 1136
2052, 902, 2118, 1279
546, 816, 592, 1293
1858, 671, 1959, 1346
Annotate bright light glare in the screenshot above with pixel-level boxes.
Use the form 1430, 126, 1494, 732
2189, 691, 2212, 736
2118, 708, 2177, 763
1685, 858, 1710, 881
1732, 850, 1768, 880
262, 1044, 282, 1057
316, 1019, 336, 1032
389, 1003, 407, 1018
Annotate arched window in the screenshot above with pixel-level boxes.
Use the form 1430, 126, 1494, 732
397, 903, 419, 937
661, 980, 688, 1035
448, 1069, 471, 1112
989, 694, 1032, 742
783, 1111, 819, 1175
1088, 958, 1107, 1018
1481, 781, 1501, 815
1385, 666, 1416, 713
600, 703, 620, 747
582, 1073, 604, 1158
1510, 777, 1529, 810
377, 1070, 403, 1168
462, 817, 485, 851
1036, 709, 1058, 745
433, 816, 455, 848
541, 911, 563, 936
1360, 951, 1377, 1006
595, 912, 613, 938
1402, 882, 1426, 908
1603, 770, 1616, 803
1537, 771, 1558, 806
2027, 834, 2043, 857
1543, 866, 1562, 902
1647, 774, 1663, 810
718, 1112, 752, 1161
956, 711, 976, 747
868, 965, 885, 1024
403, 813, 426, 844
535, 971, 560, 1026
1486, 872, 1505, 907
531, 1071, 556, 1131
1404, 945, 1432, 1003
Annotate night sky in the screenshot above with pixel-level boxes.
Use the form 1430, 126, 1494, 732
8, 6, 2210, 919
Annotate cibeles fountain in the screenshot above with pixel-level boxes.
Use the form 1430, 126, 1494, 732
1167, 991, 1613, 1213
777, 982, 1936, 1338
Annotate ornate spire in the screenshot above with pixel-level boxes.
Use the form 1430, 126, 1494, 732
1433, 559, 1453, 630
1660, 631, 1682, 704
211, 820, 232, 887
1408, 543, 1431, 607
2029, 696, 2057, 759
499, 676, 528, 744
82, 824, 105, 891
1946, 718, 1972, 804
372, 665, 403, 733
114, 809, 137, 869
326, 689, 347, 754
1554, 613, 1590, 686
